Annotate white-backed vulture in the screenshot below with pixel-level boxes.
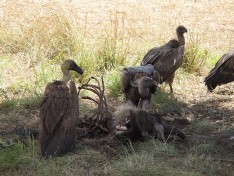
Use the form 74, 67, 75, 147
120, 64, 160, 107
39, 59, 83, 157
141, 25, 187, 93
204, 48, 234, 91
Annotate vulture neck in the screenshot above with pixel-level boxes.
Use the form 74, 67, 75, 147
177, 33, 185, 46
60, 69, 71, 84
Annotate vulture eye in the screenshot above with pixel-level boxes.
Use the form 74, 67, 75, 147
66, 61, 70, 65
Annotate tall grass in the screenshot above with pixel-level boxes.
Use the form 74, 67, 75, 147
0, 0, 232, 100
183, 41, 208, 74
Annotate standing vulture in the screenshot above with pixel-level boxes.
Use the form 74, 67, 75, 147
39, 59, 83, 157
204, 48, 234, 91
141, 25, 187, 93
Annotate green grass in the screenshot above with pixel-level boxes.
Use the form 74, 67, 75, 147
183, 41, 208, 74
151, 90, 183, 114
104, 69, 122, 98
187, 119, 221, 135
0, 96, 41, 110
182, 41, 222, 74
0, 139, 37, 173
106, 140, 232, 176
0, 137, 233, 175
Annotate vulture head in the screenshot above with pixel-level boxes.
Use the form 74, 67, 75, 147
176, 25, 187, 46
176, 25, 187, 35
60, 59, 83, 83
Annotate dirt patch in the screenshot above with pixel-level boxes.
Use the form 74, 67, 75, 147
173, 72, 234, 122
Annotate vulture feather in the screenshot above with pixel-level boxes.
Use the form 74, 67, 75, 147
39, 59, 83, 157
141, 25, 187, 93
204, 48, 234, 91
130, 76, 159, 110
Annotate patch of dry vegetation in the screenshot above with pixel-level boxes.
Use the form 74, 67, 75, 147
0, 0, 233, 88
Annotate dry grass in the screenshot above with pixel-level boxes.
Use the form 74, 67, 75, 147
0, 0, 233, 89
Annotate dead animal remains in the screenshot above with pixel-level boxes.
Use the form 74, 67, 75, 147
113, 107, 186, 141
141, 25, 187, 93
39, 59, 83, 157
77, 76, 112, 138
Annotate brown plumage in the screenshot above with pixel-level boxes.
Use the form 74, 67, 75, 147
113, 106, 186, 141
39, 60, 83, 157
130, 75, 160, 110
204, 48, 234, 91
120, 65, 160, 107
141, 25, 187, 93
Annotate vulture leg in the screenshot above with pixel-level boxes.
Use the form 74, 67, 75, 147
169, 84, 173, 94
165, 73, 175, 93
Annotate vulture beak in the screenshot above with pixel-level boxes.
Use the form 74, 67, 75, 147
70, 62, 84, 75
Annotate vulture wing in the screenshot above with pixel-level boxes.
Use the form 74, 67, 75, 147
147, 45, 185, 83
156, 46, 185, 82
141, 39, 180, 66
204, 48, 234, 90
40, 81, 70, 134
39, 81, 79, 156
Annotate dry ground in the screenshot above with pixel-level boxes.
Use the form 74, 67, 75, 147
172, 70, 234, 122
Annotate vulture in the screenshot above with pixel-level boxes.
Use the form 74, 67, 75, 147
39, 59, 83, 157
204, 48, 234, 91
120, 64, 160, 107
130, 76, 159, 110
141, 25, 187, 93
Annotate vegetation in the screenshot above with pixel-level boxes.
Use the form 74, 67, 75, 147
0, 0, 233, 175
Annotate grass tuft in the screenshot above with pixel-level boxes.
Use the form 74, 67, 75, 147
151, 90, 183, 114
104, 69, 122, 98
0, 139, 37, 172
183, 41, 208, 74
